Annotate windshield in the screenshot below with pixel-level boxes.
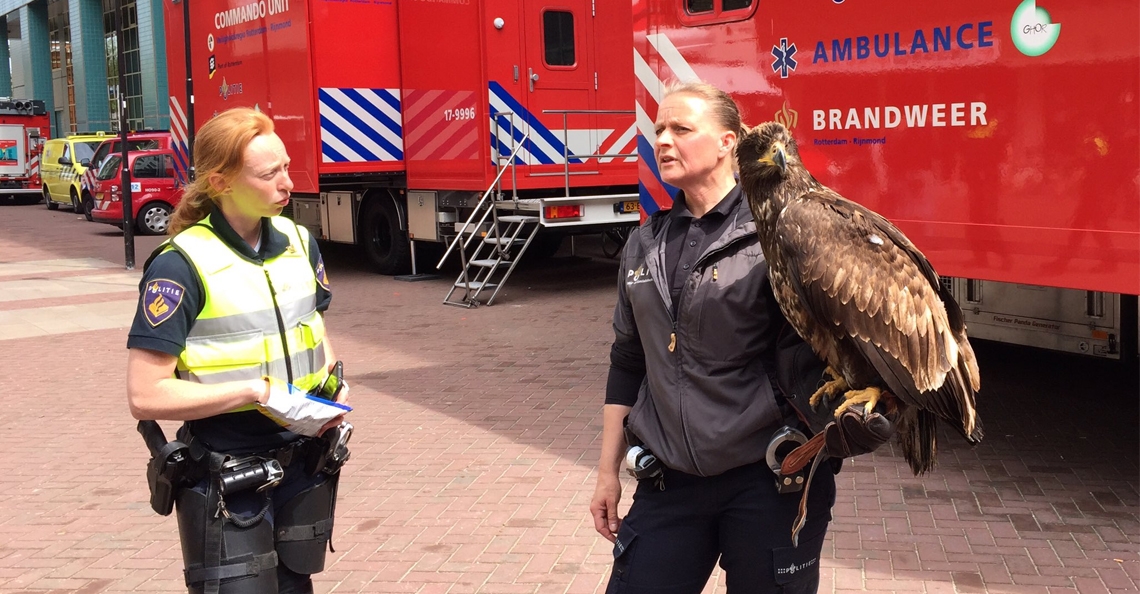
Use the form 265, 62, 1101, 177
90, 139, 166, 170
74, 141, 101, 163
90, 142, 114, 170
96, 155, 122, 180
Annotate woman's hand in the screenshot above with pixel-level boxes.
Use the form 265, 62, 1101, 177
590, 471, 623, 542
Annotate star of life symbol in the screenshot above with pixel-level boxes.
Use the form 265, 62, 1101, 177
771, 38, 798, 79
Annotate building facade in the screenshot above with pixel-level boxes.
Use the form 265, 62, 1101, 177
1, 0, 168, 138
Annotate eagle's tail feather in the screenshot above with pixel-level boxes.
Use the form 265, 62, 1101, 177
897, 407, 938, 475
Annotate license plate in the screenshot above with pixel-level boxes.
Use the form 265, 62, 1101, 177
616, 200, 640, 214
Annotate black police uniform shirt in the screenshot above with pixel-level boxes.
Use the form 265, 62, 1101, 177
606, 185, 744, 406
127, 210, 332, 454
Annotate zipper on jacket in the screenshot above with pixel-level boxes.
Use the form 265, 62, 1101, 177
264, 268, 294, 384
712, 264, 718, 282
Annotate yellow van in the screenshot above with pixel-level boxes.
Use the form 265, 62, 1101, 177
41, 132, 109, 212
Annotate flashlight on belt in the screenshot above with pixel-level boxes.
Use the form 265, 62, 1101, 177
219, 455, 285, 495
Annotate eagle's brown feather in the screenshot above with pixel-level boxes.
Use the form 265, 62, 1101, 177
738, 121, 982, 475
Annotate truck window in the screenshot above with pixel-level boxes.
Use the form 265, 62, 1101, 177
686, 0, 712, 13
97, 155, 122, 180
132, 154, 166, 179
543, 10, 575, 67
61, 145, 70, 162
681, 0, 755, 24
92, 140, 162, 170
91, 141, 116, 170
74, 141, 100, 163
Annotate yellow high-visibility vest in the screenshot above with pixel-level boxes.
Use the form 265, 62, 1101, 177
165, 216, 326, 412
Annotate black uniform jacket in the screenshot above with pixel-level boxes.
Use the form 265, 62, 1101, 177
611, 190, 826, 476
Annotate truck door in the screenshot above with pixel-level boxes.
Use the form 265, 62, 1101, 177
521, 0, 598, 169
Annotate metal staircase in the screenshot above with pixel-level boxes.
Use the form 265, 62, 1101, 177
442, 212, 540, 308
439, 128, 537, 308
438, 108, 638, 307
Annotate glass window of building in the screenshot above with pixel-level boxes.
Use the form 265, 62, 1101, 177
102, 0, 143, 131
48, 6, 77, 134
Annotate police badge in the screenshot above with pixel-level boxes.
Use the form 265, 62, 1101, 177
144, 279, 186, 327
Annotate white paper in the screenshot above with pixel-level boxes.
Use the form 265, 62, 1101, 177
263, 385, 351, 437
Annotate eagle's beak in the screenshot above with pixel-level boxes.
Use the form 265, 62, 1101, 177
757, 142, 788, 174
773, 144, 787, 173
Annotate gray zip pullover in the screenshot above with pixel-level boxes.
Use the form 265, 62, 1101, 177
610, 188, 807, 476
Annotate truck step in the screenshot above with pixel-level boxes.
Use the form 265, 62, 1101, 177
497, 215, 540, 223
455, 280, 498, 290
470, 259, 501, 268
483, 236, 518, 245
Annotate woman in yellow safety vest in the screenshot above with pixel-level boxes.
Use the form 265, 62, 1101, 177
126, 107, 348, 594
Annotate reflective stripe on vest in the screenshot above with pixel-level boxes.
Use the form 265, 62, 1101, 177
169, 217, 326, 411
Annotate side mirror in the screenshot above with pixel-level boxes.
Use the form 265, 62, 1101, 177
80, 158, 91, 167
58, 157, 71, 165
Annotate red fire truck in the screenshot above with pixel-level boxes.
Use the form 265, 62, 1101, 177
0, 99, 49, 200
634, 0, 1139, 360
163, 0, 639, 305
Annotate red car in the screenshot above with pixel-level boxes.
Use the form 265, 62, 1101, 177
90, 149, 182, 235
80, 131, 173, 221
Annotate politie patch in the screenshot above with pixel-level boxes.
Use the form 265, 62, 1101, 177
316, 256, 330, 290
143, 279, 186, 327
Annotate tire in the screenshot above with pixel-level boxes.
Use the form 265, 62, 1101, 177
70, 189, 81, 212
359, 195, 411, 275
136, 202, 172, 236
82, 193, 95, 222
44, 189, 58, 210
601, 225, 634, 259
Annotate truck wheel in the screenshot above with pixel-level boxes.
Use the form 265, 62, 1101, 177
137, 202, 172, 236
359, 197, 410, 275
81, 193, 95, 222
44, 189, 58, 210
70, 189, 81, 213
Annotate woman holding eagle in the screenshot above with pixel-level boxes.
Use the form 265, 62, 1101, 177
590, 81, 981, 594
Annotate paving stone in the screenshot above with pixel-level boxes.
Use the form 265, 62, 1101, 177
0, 202, 1135, 593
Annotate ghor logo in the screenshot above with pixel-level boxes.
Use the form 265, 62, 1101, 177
1011, 0, 1060, 56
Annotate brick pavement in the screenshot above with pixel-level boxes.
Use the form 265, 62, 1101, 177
0, 201, 1136, 593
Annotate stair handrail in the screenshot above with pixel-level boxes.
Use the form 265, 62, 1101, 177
543, 109, 636, 198
436, 126, 529, 269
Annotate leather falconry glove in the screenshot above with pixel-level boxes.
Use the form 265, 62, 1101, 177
824, 401, 897, 459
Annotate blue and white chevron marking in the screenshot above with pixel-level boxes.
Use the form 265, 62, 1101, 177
319, 88, 404, 163
488, 82, 581, 166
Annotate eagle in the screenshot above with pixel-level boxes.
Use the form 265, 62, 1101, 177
737, 121, 983, 481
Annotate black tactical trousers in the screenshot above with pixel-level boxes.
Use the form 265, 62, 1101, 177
180, 458, 328, 594
606, 459, 836, 594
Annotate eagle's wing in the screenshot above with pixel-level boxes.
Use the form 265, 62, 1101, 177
775, 187, 980, 432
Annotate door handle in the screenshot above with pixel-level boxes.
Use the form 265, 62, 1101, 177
529, 68, 539, 92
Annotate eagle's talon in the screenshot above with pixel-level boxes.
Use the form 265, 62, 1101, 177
809, 367, 848, 410
834, 386, 882, 420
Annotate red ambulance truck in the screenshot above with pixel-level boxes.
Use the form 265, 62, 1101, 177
634, 0, 1139, 360
0, 99, 49, 200
163, 0, 639, 304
